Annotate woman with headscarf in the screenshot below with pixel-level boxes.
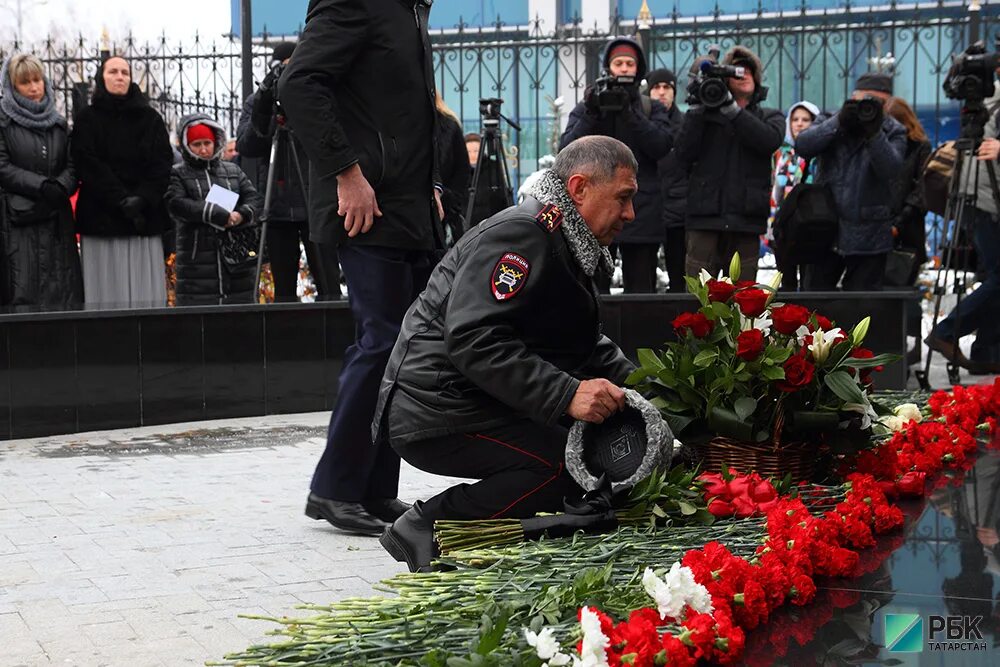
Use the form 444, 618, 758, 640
0, 54, 82, 308
71, 55, 174, 307
769, 100, 819, 290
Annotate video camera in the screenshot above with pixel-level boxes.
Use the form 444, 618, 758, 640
593, 74, 636, 113
841, 95, 883, 126
479, 97, 504, 122
686, 61, 745, 108
943, 40, 1000, 103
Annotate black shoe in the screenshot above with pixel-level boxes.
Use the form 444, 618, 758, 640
305, 493, 389, 536
362, 497, 412, 523
379, 501, 437, 572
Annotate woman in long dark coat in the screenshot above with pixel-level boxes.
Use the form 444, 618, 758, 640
71, 55, 174, 307
0, 54, 82, 308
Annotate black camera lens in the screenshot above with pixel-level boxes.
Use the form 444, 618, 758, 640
856, 97, 881, 123
699, 78, 729, 108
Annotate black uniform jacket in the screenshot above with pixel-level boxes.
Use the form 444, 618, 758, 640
278, 0, 438, 249
373, 197, 636, 445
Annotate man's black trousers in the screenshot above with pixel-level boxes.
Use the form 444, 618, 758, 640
309, 245, 433, 502
393, 420, 581, 521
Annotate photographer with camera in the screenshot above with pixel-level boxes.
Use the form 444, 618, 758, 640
794, 73, 907, 291
925, 59, 1000, 375
236, 42, 341, 301
674, 46, 785, 281
559, 37, 673, 294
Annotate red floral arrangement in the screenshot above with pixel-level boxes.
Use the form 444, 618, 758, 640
627, 254, 894, 447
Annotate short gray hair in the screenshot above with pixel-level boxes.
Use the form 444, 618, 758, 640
552, 135, 638, 184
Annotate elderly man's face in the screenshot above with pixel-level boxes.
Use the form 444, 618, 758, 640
567, 166, 637, 246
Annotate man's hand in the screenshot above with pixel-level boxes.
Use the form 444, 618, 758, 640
434, 189, 444, 221
337, 164, 382, 237
978, 138, 1000, 162
567, 379, 626, 424
226, 211, 243, 228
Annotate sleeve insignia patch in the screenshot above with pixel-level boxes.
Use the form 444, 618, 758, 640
534, 203, 563, 232
491, 252, 530, 301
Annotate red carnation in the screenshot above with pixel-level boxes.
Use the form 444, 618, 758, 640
895, 471, 927, 497
775, 352, 815, 392
673, 311, 714, 338
733, 288, 768, 318
770, 304, 811, 335
736, 329, 765, 361
706, 279, 737, 303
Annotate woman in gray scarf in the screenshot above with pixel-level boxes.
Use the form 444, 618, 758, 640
0, 53, 82, 308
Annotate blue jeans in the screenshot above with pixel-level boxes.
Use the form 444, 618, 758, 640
934, 209, 1000, 355
310, 244, 434, 501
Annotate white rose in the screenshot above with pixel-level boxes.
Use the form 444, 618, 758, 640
893, 403, 922, 423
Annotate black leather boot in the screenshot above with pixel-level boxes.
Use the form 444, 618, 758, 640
363, 498, 412, 522
305, 493, 389, 535
379, 501, 437, 572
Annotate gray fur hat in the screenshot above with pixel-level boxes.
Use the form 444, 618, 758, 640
565, 389, 674, 493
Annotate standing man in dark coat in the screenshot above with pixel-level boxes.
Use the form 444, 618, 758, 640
675, 46, 785, 281
236, 42, 341, 301
559, 36, 673, 293
279, 0, 444, 535
646, 68, 687, 292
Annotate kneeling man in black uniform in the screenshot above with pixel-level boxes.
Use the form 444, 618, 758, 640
372, 135, 639, 571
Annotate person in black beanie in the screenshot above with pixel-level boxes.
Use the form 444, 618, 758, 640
795, 72, 906, 291
236, 41, 342, 301
646, 68, 688, 292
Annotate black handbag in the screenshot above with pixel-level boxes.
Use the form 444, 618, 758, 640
883, 248, 919, 287
216, 223, 262, 268
772, 163, 839, 264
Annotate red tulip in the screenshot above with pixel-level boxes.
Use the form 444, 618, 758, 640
732, 495, 757, 518
750, 480, 777, 503
727, 475, 752, 498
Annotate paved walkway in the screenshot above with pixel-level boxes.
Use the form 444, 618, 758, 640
0, 414, 458, 666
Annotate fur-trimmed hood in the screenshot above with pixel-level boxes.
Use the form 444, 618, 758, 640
723, 45, 769, 104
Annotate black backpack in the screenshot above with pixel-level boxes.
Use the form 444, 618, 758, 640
772, 162, 839, 264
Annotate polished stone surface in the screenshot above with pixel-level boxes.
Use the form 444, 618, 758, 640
743, 445, 1000, 665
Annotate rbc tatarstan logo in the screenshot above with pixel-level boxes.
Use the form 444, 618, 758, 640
885, 614, 923, 652
885, 613, 987, 653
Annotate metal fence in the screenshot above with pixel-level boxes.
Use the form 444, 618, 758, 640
0, 1, 996, 174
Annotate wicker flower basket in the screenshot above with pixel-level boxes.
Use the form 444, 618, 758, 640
693, 399, 818, 480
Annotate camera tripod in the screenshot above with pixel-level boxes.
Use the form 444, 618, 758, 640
465, 100, 521, 231
916, 98, 1000, 390
253, 113, 310, 302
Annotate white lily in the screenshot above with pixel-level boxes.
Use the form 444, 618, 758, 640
764, 271, 784, 307
698, 268, 715, 286
740, 312, 772, 333
805, 327, 844, 365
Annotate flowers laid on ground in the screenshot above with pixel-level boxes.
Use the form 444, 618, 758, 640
219, 382, 1000, 666
627, 254, 895, 452
697, 469, 779, 518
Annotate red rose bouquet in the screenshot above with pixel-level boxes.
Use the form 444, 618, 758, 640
627, 254, 896, 448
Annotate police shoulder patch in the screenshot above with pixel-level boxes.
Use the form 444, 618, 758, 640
491, 252, 530, 301
534, 203, 563, 233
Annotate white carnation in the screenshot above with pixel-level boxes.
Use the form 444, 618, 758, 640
578, 606, 610, 667
643, 564, 713, 619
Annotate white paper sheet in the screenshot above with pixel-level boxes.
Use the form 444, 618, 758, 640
206, 184, 239, 212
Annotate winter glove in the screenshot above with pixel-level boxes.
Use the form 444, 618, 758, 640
119, 195, 145, 220
838, 99, 862, 133
718, 92, 740, 119
39, 180, 67, 207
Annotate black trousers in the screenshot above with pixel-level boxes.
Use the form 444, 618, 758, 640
267, 221, 342, 301
803, 252, 887, 291
619, 243, 660, 294
310, 245, 434, 501
393, 420, 581, 521
665, 227, 686, 293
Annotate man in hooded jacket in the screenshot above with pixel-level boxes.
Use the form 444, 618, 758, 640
559, 36, 674, 293
674, 46, 785, 281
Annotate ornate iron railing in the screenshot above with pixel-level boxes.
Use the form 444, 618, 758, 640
0, 1, 996, 175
